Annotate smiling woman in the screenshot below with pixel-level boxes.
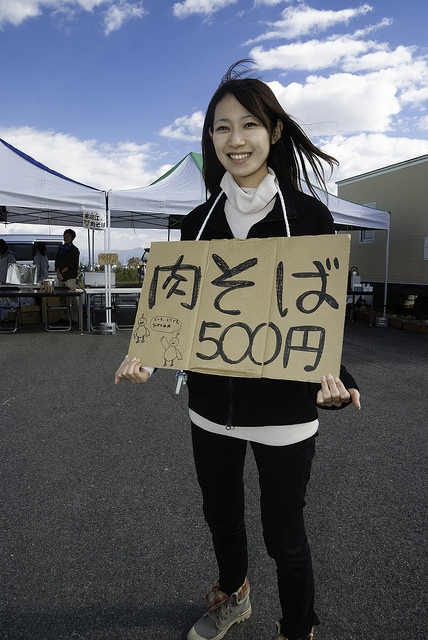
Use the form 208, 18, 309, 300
115, 59, 361, 640
177, 61, 360, 640
209, 93, 282, 188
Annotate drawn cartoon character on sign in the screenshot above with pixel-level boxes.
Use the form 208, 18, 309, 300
161, 335, 182, 366
134, 314, 150, 343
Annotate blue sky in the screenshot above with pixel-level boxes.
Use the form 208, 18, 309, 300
1, 0, 428, 257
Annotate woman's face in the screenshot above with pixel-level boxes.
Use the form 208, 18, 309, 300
63, 232, 73, 244
210, 93, 280, 189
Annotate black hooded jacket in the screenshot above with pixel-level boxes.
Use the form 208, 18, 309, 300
180, 177, 358, 427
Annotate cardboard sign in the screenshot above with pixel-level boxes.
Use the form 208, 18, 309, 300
98, 253, 119, 266
128, 235, 350, 382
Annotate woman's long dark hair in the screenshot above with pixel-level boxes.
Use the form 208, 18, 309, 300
34, 241, 47, 256
202, 60, 338, 197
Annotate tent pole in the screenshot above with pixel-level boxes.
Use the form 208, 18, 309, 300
87, 228, 91, 269
383, 222, 391, 317
105, 198, 112, 325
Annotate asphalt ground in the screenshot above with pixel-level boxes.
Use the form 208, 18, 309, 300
1, 321, 426, 640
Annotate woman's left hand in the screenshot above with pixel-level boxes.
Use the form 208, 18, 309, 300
317, 374, 361, 409
114, 357, 150, 385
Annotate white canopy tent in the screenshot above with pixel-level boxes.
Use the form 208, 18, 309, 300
0, 139, 389, 237
108, 151, 390, 230
0, 137, 108, 269
0, 138, 106, 226
0, 137, 110, 321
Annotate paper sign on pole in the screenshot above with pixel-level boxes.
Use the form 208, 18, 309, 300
83, 209, 106, 230
128, 235, 350, 382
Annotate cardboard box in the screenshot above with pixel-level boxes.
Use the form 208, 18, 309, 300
41, 297, 69, 323
20, 305, 41, 324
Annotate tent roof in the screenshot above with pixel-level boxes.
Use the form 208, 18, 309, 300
0, 138, 105, 226
302, 182, 390, 230
0, 138, 389, 231
107, 152, 207, 229
108, 151, 390, 230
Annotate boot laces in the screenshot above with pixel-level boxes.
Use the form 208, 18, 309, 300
207, 596, 235, 628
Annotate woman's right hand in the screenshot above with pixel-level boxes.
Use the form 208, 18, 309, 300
114, 357, 150, 385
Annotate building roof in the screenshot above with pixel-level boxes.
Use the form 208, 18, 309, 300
336, 154, 428, 185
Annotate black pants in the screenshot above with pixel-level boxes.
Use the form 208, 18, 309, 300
191, 423, 319, 638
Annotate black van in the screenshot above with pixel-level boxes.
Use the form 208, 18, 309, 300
2, 234, 63, 273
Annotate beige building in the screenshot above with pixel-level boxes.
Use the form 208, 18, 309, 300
337, 155, 428, 309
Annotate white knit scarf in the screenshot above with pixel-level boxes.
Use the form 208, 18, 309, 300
195, 168, 291, 240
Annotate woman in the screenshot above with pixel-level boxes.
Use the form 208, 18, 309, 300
115, 61, 360, 640
33, 241, 49, 282
0, 238, 16, 284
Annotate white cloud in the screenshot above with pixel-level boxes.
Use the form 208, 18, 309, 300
159, 111, 204, 141
0, 126, 161, 190
103, 1, 147, 35
323, 133, 428, 189
350, 17, 393, 40
247, 3, 374, 42
172, 0, 236, 19
401, 85, 428, 108
268, 73, 400, 135
250, 37, 421, 77
73, 0, 108, 9
0, 0, 105, 27
0, 0, 146, 32
251, 37, 375, 72
253, 0, 284, 5
0, 0, 41, 25
342, 44, 414, 73
249, 23, 428, 139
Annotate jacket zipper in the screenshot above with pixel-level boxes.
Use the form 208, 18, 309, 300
226, 377, 235, 429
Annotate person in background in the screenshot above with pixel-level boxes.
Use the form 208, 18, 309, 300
33, 241, 49, 282
114, 61, 361, 640
0, 238, 16, 283
55, 229, 80, 322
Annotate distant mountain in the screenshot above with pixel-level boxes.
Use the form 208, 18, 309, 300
114, 247, 146, 265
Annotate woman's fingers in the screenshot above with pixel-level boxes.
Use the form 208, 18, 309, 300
114, 358, 150, 385
317, 374, 354, 407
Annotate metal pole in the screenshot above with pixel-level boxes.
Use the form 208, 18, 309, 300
87, 228, 91, 268
383, 220, 391, 317
105, 198, 112, 324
